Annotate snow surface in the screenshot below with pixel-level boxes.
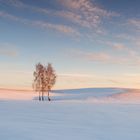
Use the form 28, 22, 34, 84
0, 88, 140, 140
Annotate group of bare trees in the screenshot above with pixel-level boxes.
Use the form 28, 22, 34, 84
33, 63, 56, 101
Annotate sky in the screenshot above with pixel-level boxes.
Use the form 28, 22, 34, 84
0, 0, 140, 90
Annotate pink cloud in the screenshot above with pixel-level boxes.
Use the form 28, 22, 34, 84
59, 0, 118, 28
1, 0, 118, 35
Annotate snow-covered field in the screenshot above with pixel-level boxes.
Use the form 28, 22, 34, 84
0, 88, 140, 140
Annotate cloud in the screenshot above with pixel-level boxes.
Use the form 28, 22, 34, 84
115, 34, 134, 41
0, 11, 28, 23
103, 41, 139, 57
135, 40, 140, 47
112, 43, 126, 50
72, 50, 111, 62
32, 21, 80, 36
59, 0, 117, 17
1, 0, 50, 14
59, 0, 118, 29
83, 52, 111, 62
0, 0, 25, 7
0, 49, 18, 57
0, 0, 118, 35
1, 0, 139, 48
103, 41, 127, 51
128, 19, 140, 30
0, 11, 79, 35
0, 43, 19, 57
70, 48, 140, 65
59, 73, 95, 78
111, 43, 140, 59
56, 10, 90, 28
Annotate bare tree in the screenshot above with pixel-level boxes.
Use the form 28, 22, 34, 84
33, 63, 56, 101
33, 63, 45, 101
45, 63, 56, 101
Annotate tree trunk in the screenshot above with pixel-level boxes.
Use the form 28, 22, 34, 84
39, 91, 41, 101
48, 90, 51, 101
42, 91, 44, 101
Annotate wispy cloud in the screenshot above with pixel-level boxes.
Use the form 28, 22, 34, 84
58, 0, 118, 34
32, 21, 80, 35
0, 0, 25, 7
82, 52, 111, 62
0, 43, 19, 57
70, 48, 140, 65
70, 49, 111, 63
0, 0, 50, 14
56, 0, 119, 36
128, 19, 140, 30
100, 40, 140, 59
112, 43, 126, 50
0, 11, 28, 23
0, 0, 118, 35
0, 11, 79, 35
58, 73, 95, 78
0, 0, 139, 54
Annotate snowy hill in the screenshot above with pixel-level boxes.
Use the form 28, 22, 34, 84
51, 88, 126, 102
0, 88, 140, 140
0, 87, 140, 103
0, 87, 126, 101
51, 88, 140, 104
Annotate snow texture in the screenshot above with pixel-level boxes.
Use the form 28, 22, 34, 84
0, 88, 140, 140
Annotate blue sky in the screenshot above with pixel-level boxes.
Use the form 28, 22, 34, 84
0, 0, 140, 89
